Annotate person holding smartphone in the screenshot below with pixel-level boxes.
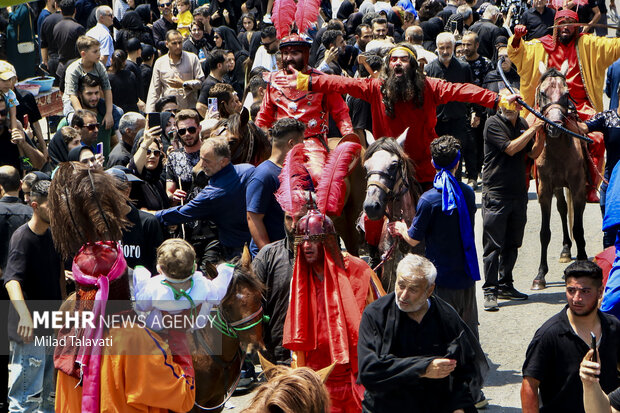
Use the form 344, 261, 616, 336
580, 348, 620, 413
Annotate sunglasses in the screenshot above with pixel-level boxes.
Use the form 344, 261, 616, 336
178, 126, 197, 136
159, 1, 172, 6
146, 149, 162, 157
214, 35, 221, 39
84, 123, 99, 131
261, 39, 276, 47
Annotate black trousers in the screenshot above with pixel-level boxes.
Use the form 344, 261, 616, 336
482, 193, 527, 293
436, 120, 477, 180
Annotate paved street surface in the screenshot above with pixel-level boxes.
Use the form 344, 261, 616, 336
223, 186, 605, 411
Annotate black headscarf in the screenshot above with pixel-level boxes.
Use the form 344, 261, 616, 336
215, 26, 243, 53
121, 11, 145, 31
337, 0, 355, 20
135, 4, 152, 25
67, 146, 93, 162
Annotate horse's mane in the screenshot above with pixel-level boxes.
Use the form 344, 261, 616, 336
49, 163, 131, 259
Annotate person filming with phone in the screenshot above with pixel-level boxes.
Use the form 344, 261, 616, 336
580, 344, 620, 412
521, 260, 620, 413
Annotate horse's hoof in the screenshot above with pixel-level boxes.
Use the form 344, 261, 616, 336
531, 279, 547, 290
559, 254, 572, 263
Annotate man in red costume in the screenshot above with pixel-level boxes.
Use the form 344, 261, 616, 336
508, 9, 620, 202
283, 206, 384, 413
255, 34, 354, 145
276, 43, 515, 188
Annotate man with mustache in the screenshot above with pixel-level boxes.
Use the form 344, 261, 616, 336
255, 34, 353, 145
277, 43, 517, 188
509, 9, 620, 203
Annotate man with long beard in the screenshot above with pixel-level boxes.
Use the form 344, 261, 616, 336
255, 34, 353, 145
276, 43, 516, 187
508, 10, 620, 202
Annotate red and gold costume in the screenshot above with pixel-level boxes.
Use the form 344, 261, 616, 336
509, 9, 620, 200
295, 72, 500, 185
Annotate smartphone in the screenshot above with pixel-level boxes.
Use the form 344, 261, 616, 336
95, 142, 103, 155
208, 98, 218, 113
450, 20, 458, 33
147, 112, 161, 128
590, 332, 598, 363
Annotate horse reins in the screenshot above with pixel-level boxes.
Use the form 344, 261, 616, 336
497, 57, 593, 144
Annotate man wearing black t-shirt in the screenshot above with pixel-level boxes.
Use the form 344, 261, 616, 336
523, 260, 620, 413
4, 180, 64, 412
521, 0, 555, 40
196, 50, 227, 118
481, 90, 545, 311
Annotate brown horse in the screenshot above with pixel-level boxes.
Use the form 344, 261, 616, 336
531, 62, 588, 290
216, 108, 272, 166
362, 134, 422, 292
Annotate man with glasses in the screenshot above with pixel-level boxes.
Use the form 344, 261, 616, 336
146, 30, 204, 112
153, 0, 177, 55
86, 6, 114, 66
252, 26, 279, 71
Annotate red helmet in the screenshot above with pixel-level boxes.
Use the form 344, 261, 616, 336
295, 208, 336, 239
280, 33, 312, 50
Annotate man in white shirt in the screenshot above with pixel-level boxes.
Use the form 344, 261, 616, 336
252, 26, 280, 71
86, 6, 114, 66
405, 26, 437, 67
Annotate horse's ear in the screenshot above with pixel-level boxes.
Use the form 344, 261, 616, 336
240, 107, 250, 129
560, 60, 569, 76
538, 61, 547, 76
258, 352, 278, 379
316, 363, 336, 383
240, 244, 251, 270
396, 127, 409, 147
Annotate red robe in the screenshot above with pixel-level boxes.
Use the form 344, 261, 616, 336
256, 68, 353, 139
305, 75, 499, 184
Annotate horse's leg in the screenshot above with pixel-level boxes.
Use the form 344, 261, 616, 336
534, 183, 553, 290
571, 184, 588, 261
555, 188, 572, 263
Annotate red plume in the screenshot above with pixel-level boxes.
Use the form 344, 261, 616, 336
296, 0, 321, 34
276, 143, 310, 215
272, 0, 297, 38
303, 139, 328, 187
316, 142, 362, 216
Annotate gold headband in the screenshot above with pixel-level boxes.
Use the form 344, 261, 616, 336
389, 46, 416, 57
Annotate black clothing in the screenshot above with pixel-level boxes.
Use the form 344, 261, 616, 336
469, 19, 508, 60
610, 387, 620, 410
577, 0, 598, 25
183, 36, 208, 58
252, 237, 294, 364
40, 12, 62, 77
116, 12, 156, 51
358, 294, 485, 413
347, 95, 372, 132
421, 17, 444, 51
121, 205, 164, 274
208, 0, 236, 29
523, 307, 620, 413
482, 68, 520, 116
109, 69, 140, 113
125, 60, 143, 104
53, 17, 86, 65
0, 196, 32, 272
482, 114, 531, 198
521, 6, 555, 40
152, 17, 176, 54
0, 126, 36, 173
107, 140, 133, 168
47, 129, 69, 169
15, 89, 42, 128
140, 63, 153, 102
198, 75, 224, 105
128, 158, 169, 211
309, 26, 328, 67
75, 0, 96, 28
237, 30, 261, 57
4, 224, 62, 343
465, 55, 492, 87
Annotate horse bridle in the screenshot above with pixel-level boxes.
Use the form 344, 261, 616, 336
192, 306, 268, 411
365, 160, 409, 204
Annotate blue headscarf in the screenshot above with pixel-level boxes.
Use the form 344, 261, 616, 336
432, 151, 480, 281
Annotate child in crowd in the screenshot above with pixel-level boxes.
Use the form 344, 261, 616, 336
62, 35, 113, 129
0, 61, 20, 133
175, 0, 193, 38
133, 238, 234, 331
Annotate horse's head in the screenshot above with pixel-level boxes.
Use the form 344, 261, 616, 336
363, 133, 410, 221
537, 61, 572, 139
217, 247, 266, 349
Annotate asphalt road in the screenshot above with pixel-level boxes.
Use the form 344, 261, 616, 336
220, 185, 606, 412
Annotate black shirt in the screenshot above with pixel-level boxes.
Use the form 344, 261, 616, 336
40, 12, 62, 55
610, 387, 620, 410
521, 6, 556, 40
0, 196, 32, 273
465, 55, 492, 87
469, 19, 509, 60
4, 224, 62, 342
106, 140, 133, 168
152, 17, 176, 54
347, 95, 372, 132
523, 306, 620, 413
252, 237, 294, 364
121, 205, 164, 275
140, 63, 153, 102
425, 58, 473, 122
125, 60, 143, 104
577, 0, 599, 24
198, 75, 224, 105
53, 17, 86, 63
482, 114, 531, 198
109, 69, 140, 113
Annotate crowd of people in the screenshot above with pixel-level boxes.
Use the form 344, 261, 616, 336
3, 0, 620, 411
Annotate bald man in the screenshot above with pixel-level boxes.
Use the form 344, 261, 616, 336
405, 26, 437, 66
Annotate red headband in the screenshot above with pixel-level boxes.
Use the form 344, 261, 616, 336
555, 9, 579, 22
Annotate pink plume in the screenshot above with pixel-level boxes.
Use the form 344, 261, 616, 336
549, 0, 565, 9
572, 0, 588, 6
304, 139, 328, 187
316, 142, 362, 216
272, 0, 297, 38
296, 0, 321, 34
276, 144, 310, 215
